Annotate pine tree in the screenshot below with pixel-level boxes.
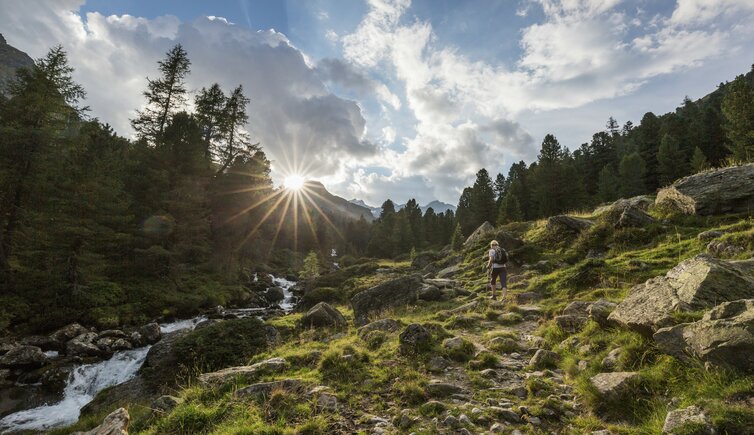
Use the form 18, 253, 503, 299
215, 85, 256, 174
618, 152, 646, 197
690, 146, 710, 173
597, 165, 620, 203
195, 83, 226, 155
721, 74, 754, 162
657, 134, 687, 186
301, 250, 320, 279
470, 169, 497, 227
493, 173, 506, 204
131, 44, 191, 144
497, 193, 522, 225
450, 223, 464, 251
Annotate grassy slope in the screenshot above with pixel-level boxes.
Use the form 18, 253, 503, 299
54, 209, 754, 434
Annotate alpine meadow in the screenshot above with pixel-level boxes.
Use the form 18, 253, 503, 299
2, 1, 754, 434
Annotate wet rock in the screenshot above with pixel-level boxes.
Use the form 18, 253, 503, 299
653, 299, 754, 372
264, 286, 285, 303
234, 379, 303, 399
0, 345, 48, 368
463, 221, 495, 247
608, 255, 754, 336
546, 215, 594, 233
138, 323, 162, 344
152, 395, 181, 413
351, 275, 423, 325
398, 324, 432, 354
662, 405, 714, 434
72, 407, 129, 435
529, 349, 560, 369
590, 372, 640, 401
199, 357, 288, 386
50, 323, 91, 344
655, 163, 754, 215
301, 302, 347, 329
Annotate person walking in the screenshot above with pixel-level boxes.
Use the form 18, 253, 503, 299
485, 240, 508, 301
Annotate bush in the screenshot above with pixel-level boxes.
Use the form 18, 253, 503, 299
172, 317, 269, 372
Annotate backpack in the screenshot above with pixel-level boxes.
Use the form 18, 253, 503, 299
493, 246, 508, 264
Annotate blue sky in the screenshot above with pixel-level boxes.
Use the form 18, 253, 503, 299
2, 0, 754, 205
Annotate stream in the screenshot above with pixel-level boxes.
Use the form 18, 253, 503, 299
0, 277, 296, 433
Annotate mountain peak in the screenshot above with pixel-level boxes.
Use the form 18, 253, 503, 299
0, 34, 6, 45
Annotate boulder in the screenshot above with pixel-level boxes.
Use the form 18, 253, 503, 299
707, 240, 745, 258
590, 372, 641, 400
608, 255, 754, 335
425, 381, 469, 398
653, 299, 754, 372
529, 349, 560, 369
50, 323, 89, 343
437, 264, 461, 279
398, 324, 432, 354
662, 405, 714, 434
152, 395, 182, 413
656, 163, 754, 215
417, 284, 443, 301
546, 215, 594, 233
555, 315, 587, 333
199, 357, 288, 386
264, 287, 285, 303
562, 301, 593, 317
411, 251, 442, 270
0, 345, 48, 368
423, 278, 456, 288
615, 206, 655, 228
72, 407, 129, 435
442, 336, 468, 352
301, 302, 347, 329
697, 230, 724, 242
20, 335, 62, 352
234, 379, 303, 399
67, 333, 103, 357
601, 348, 623, 371
427, 356, 449, 372
357, 319, 401, 339
588, 299, 617, 328
138, 323, 162, 344
463, 221, 495, 247
492, 230, 525, 251
350, 275, 423, 325
595, 196, 654, 215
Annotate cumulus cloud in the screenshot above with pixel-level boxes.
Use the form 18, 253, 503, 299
0, 0, 381, 184
315, 57, 400, 109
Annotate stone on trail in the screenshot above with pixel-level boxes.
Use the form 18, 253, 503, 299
463, 221, 495, 247
655, 163, 754, 215
662, 405, 714, 434
72, 407, 129, 435
301, 302, 347, 329
608, 255, 754, 335
198, 357, 288, 386
350, 274, 423, 325
426, 356, 449, 372
653, 299, 754, 372
425, 380, 469, 398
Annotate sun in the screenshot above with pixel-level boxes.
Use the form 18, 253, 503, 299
283, 174, 306, 191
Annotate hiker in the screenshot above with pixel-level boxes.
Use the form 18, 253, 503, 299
485, 240, 508, 300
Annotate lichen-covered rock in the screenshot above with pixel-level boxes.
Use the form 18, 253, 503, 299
590, 372, 641, 400
529, 349, 560, 369
546, 215, 594, 233
653, 299, 754, 372
417, 284, 443, 301
615, 206, 656, 228
301, 302, 347, 329
706, 240, 745, 258
662, 405, 714, 434
67, 333, 103, 357
588, 299, 617, 328
351, 275, 422, 325
463, 221, 495, 247
50, 323, 90, 343
198, 357, 288, 386
72, 407, 129, 435
608, 255, 754, 335
697, 230, 724, 242
357, 318, 401, 339
0, 345, 48, 368
398, 324, 432, 354
436, 264, 461, 279
656, 163, 754, 215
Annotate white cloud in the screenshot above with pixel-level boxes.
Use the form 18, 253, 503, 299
670, 0, 754, 25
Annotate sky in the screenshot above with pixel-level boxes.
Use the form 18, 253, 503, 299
1, 0, 754, 206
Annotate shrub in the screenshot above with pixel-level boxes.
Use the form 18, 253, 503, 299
172, 317, 269, 372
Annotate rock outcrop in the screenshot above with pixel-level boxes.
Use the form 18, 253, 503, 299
655, 163, 754, 215
608, 255, 754, 335
351, 275, 422, 325
72, 407, 129, 435
198, 357, 288, 386
301, 302, 347, 329
463, 221, 495, 247
653, 299, 754, 372
546, 215, 594, 233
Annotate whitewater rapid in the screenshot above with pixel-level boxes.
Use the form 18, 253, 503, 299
0, 277, 295, 433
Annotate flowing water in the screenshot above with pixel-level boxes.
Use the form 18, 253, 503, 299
0, 276, 296, 433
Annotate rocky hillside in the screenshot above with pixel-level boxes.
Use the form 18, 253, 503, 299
47, 165, 754, 434
0, 34, 34, 96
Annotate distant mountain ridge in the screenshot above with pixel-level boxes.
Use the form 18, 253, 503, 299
348, 198, 456, 218
0, 34, 35, 96
304, 181, 375, 222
